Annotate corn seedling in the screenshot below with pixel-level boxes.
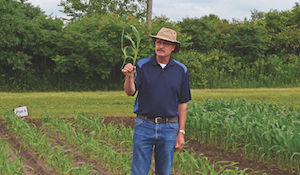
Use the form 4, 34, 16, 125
121, 25, 141, 68
0, 139, 24, 175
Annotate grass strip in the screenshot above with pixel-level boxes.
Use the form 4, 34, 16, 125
0, 88, 299, 117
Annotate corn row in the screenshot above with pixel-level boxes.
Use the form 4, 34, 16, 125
41, 115, 131, 175
72, 113, 133, 149
0, 139, 24, 175
4, 112, 96, 175
173, 151, 251, 175
187, 99, 300, 173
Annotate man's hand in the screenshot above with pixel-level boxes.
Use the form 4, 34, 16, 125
176, 103, 187, 151
122, 63, 136, 77
122, 63, 136, 96
175, 132, 185, 151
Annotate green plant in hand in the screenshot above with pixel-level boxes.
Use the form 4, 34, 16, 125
121, 25, 141, 68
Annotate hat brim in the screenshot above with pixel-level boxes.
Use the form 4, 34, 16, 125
150, 35, 181, 53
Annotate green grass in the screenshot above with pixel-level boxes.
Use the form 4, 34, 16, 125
0, 88, 299, 118
191, 88, 300, 108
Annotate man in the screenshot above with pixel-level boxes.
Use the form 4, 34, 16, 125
121, 27, 191, 175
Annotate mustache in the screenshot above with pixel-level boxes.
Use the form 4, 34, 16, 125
157, 49, 164, 52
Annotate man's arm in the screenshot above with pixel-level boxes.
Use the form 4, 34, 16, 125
175, 102, 188, 151
121, 63, 136, 96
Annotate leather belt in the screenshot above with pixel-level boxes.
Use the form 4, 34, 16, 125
137, 115, 178, 123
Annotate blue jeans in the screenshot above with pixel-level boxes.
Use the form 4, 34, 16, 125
131, 117, 178, 175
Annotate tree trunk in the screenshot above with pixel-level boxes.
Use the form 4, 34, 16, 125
146, 0, 152, 25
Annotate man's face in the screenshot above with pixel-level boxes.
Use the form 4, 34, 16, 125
155, 39, 176, 58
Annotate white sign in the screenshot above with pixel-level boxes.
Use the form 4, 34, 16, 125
14, 106, 28, 117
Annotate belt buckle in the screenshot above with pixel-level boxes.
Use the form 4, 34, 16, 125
154, 117, 162, 123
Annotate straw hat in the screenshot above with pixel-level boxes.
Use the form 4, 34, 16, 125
150, 27, 181, 53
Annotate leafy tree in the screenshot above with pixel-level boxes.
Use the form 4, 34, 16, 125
177, 15, 225, 52
264, 3, 300, 55
250, 9, 265, 21
225, 22, 268, 65
51, 14, 153, 84
59, 0, 147, 21
0, 0, 63, 71
288, 2, 300, 26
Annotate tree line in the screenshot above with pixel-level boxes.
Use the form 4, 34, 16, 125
0, 0, 299, 91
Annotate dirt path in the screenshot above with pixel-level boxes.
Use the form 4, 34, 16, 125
0, 120, 57, 175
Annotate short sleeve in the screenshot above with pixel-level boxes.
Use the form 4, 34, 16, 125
178, 71, 191, 103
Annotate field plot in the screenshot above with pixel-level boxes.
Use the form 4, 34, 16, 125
0, 138, 23, 175
1, 98, 299, 175
187, 99, 300, 174
1, 112, 251, 175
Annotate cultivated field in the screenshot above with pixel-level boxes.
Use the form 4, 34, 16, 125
0, 88, 299, 174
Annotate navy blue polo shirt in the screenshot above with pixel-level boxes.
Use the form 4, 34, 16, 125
133, 55, 191, 118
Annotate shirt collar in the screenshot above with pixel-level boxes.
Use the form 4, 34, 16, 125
151, 54, 175, 67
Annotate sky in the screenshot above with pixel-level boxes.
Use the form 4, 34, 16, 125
26, 0, 298, 21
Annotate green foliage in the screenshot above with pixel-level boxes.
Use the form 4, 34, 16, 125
0, 1, 299, 91
0, 0, 64, 91
175, 50, 299, 88
53, 14, 125, 81
52, 14, 150, 84
0, 0, 63, 71
290, 3, 300, 26
264, 7, 300, 55
225, 22, 268, 64
59, 0, 147, 21
178, 15, 224, 52
270, 24, 300, 55
0, 0, 34, 70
